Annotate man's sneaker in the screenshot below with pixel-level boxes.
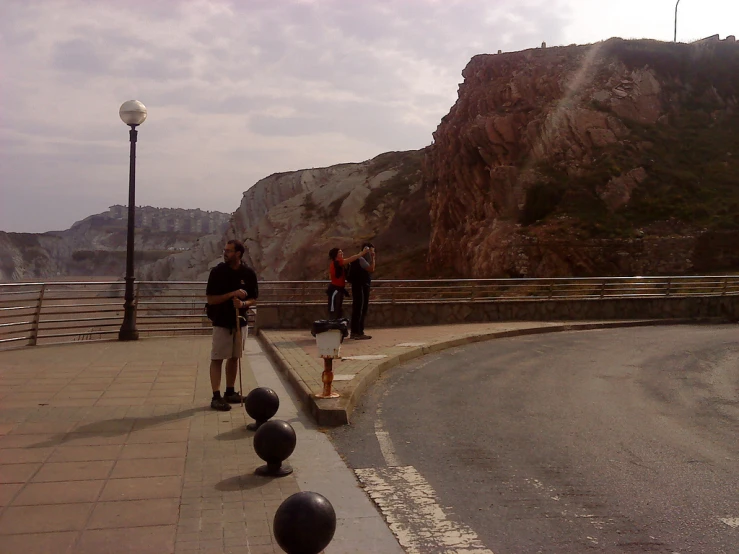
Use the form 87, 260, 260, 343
352, 334, 372, 340
210, 397, 231, 411
224, 391, 243, 404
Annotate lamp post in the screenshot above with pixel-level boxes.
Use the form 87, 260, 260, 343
118, 100, 147, 341
674, 0, 681, 42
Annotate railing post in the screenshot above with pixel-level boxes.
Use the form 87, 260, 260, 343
127, 280, 140, 335
666, 278, 672, 297
390, 284, 396, 304
722, 277, 728, 296
301, 283, 306, 305
28, 284, 45, 347
600, 280, 606, 298
548, 282, 553, 299
470, 283, 477, 301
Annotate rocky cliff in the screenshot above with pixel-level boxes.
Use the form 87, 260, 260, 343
139, 150, 429, 281
0, 207, 229, 281
425, 37, 739, 277
12, 38, 739, 285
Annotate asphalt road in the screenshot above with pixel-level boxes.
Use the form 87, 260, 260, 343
329, 325, 739, 553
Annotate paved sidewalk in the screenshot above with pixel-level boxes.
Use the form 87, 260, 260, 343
258, 319, 699, 425
0, 336, 402, 554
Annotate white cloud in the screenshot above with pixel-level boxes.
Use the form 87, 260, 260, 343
0, 0, 733, 232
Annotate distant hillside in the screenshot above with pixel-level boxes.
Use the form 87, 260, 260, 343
139, 150, 429, 282
0, 206, 231, 281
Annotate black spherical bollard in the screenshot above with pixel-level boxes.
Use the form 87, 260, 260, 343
245, 387, 279, 431
253, 419, 296, 477
273, 491, 336, 554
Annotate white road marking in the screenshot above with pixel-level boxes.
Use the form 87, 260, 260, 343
341, 354, 388, 360
374, 429, 400, 466
355, 466, 494, 553
719, 517, 739, 528
396, 342, 427, 347
372, 352, 442, 469
374, 408, 400, 467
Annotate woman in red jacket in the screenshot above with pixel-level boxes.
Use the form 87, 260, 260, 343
327, 246, 368, 318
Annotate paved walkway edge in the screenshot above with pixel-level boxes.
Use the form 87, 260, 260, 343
258, 318, 726, 427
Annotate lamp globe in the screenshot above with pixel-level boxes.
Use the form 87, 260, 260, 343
119, 100, 147, 126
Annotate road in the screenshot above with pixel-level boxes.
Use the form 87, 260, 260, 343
329, 325, 739, 553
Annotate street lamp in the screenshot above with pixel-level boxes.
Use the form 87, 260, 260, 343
118, 100, 147, 341
674, 0, 681, 42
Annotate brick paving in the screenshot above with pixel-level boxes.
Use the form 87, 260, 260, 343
0, 337, 295, 554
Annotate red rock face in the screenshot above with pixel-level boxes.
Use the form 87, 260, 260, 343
424, 38, 739, 277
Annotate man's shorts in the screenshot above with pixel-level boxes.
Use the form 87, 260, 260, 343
211, 326, 246, 360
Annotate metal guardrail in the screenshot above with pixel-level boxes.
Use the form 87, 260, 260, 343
0, 280, 220, 348
1, 276, 738, 348
271, 276, 739, 304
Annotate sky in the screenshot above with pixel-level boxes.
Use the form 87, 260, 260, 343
1, 0, 736, 233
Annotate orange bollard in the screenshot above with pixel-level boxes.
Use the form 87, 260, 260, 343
315, 357, 340, 399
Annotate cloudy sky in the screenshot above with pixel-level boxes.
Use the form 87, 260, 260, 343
1, 0, 736, 233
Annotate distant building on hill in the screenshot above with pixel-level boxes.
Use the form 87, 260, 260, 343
107, 205, 231, 234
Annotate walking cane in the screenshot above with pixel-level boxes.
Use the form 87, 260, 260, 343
235, 309, 244, 407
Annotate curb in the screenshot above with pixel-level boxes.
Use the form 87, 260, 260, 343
259, 318, 726, 427
256, 331, 348, 425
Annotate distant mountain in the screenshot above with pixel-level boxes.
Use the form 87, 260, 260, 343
0, 206, 231, 281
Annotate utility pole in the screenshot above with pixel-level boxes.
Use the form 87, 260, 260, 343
674, 0, 682, 42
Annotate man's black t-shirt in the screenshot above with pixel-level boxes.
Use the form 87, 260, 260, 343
349, 257, 371, 287
206, 262, 258, 328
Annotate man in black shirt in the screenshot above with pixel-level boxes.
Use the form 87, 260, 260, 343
349, 242, 376, 340
205, 239, 258, 411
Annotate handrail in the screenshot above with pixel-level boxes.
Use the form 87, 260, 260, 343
2, 276, 739, 349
